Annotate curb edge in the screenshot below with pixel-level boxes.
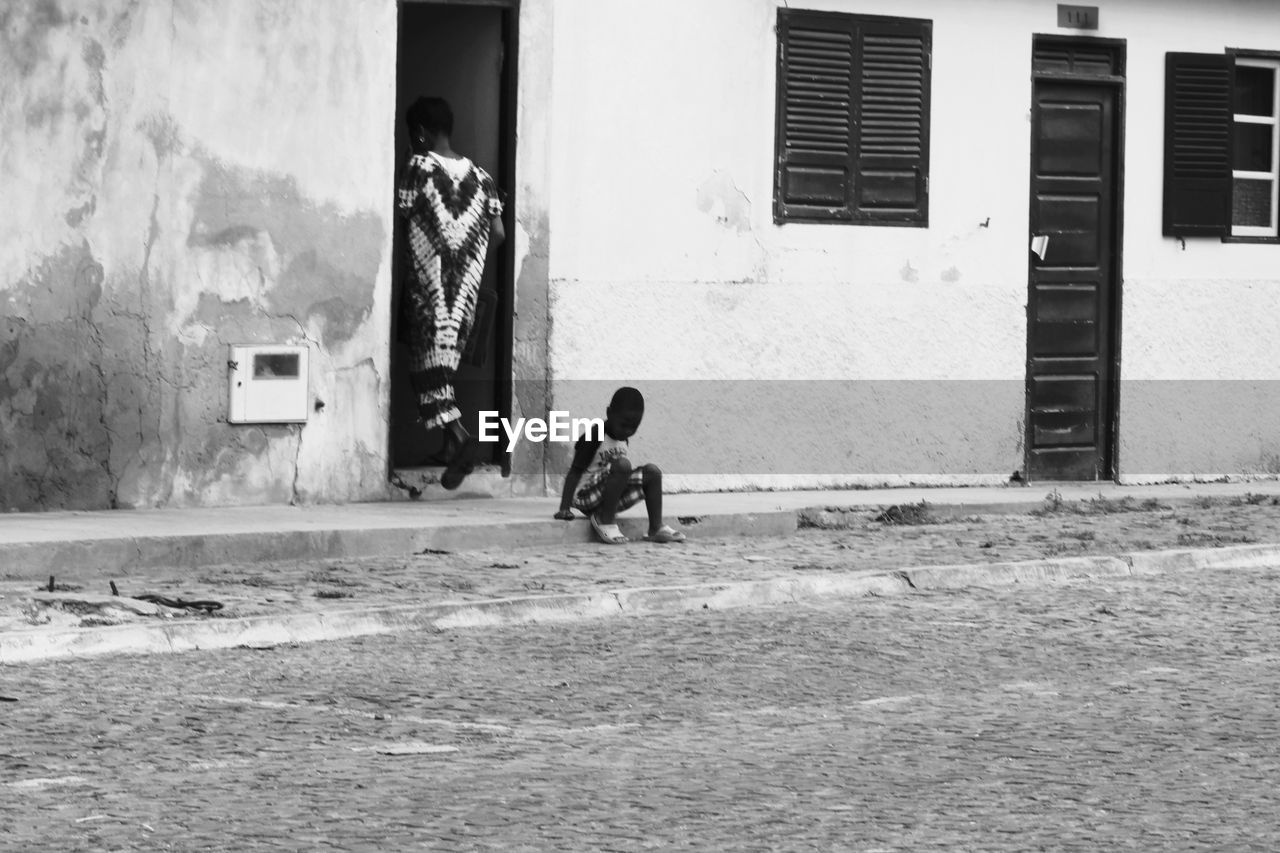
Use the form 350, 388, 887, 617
6, 541, 1280, 663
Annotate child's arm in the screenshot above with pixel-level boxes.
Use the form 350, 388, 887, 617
554, 469, 584, 520
554, 436, 599, 519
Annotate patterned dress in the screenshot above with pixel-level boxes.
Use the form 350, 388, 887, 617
397, 151, 504, 429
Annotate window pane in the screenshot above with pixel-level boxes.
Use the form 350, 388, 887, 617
1233, 122, 1274, 172
1232, 178, 1274, 228
1234, 64, 1275, 117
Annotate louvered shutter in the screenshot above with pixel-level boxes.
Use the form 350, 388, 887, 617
775, 13, 857, 222
852, 17, 930, 224
1163, 52, 1232, 237
775, 12, 931, 225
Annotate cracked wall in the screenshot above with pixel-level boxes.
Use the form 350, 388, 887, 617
0, 0, 397, 510
508, 0, 556, 495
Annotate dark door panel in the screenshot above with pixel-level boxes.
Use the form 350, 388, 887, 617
1026, 78, 1120, 481
1029, 375, 1099, 447
391, 3, 512, 470
1030, 285, 1099, 357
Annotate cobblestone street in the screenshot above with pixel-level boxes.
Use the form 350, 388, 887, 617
5, 562, 1280, 850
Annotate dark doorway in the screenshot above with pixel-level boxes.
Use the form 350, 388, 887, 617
391, 1, 515, 471
1025, 43, 1125, 481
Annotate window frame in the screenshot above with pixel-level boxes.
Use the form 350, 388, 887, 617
772, 8, 932, 227
1226, 50, 1280, 242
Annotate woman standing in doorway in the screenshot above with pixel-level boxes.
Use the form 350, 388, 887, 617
397, 96, 505, 490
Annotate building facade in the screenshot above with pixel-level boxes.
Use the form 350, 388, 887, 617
2, 0, 1278, 511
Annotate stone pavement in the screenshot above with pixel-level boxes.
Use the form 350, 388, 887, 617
3, 482, 1280, 662
7, 570, 1280, 849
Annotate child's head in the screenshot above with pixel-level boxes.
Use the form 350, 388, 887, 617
605, 386, 644, 439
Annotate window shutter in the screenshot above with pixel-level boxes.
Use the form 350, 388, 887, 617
1163, 52, 1232, 237
775, 11, 931, 225
852, 17, 931, 225
775, 13, 857, 222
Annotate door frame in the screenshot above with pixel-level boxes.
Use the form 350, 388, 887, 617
393, 0, 520, 477
495, 0, 519, 476
1023, 35, 1128, 482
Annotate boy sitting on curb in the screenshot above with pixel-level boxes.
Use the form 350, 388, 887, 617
553, 386, 687, 545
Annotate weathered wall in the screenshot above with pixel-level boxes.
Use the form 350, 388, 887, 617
1, 0, 398, 509
5, 0, 1274, 510
542, 0, 1280, 489
508, 0, 556, 494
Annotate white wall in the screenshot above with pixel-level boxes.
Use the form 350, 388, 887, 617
541, 0, 1280, 487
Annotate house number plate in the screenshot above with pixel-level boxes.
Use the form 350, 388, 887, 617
1058, 5, 1099, 29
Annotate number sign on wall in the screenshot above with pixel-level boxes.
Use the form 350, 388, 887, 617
1058, 5, 1099, 29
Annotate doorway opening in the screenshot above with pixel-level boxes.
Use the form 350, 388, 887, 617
390, 0, 517, 481
1024, 36, 1126, 481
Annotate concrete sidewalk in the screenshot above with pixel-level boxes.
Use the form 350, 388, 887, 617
5, 480, 1280, 664
5, 480, 1280, 575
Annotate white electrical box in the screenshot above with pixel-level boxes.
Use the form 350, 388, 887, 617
228, 344, 309, 424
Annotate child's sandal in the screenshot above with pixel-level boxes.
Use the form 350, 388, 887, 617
644, 525, 686, 544
590, 513, 628, 545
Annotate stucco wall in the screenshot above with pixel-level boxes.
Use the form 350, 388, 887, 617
1, 0, 398, 510
1101, 0, 1280, 479
542, 0, 1280, 489
4, 0, 1276, 511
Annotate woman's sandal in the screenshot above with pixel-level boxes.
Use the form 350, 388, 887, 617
440, 435, 479, 491
590, 513, 628, 545
644, 525, 687, 544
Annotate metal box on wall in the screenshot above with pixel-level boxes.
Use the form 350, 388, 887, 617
227, 344, 310, 424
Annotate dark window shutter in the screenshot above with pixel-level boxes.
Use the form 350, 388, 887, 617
775, 11, 930, 225
775, 12, 857, 222
1163, 52, 1232, 237
852, 17, 930, 225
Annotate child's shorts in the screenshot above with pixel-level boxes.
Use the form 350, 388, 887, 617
572, 460, 646, 515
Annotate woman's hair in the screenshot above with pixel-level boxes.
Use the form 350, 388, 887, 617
407, 96, 453, 137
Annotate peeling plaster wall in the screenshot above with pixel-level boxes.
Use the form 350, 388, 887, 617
509, 0, 556, 495
544, 0, 1280, 489
1, 0, 397, 510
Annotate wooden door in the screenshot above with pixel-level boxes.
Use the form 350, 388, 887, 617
1025, 80, 1120, 480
